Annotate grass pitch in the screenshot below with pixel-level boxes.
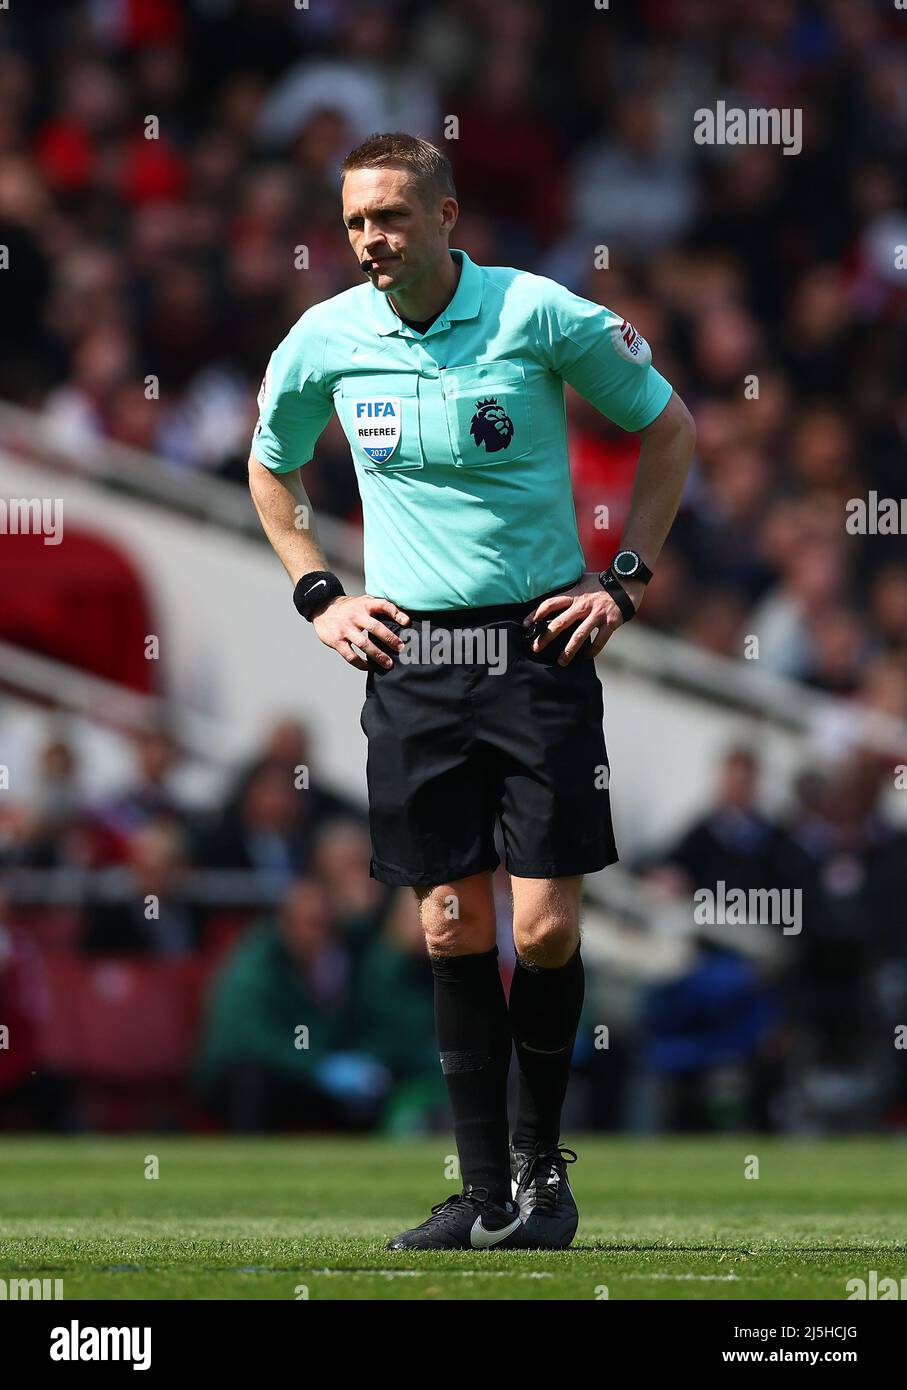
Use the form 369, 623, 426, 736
0, 1135, 904, 1300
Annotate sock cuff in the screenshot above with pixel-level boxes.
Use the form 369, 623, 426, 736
429, 945, 499, 982
514, 942, 582, 975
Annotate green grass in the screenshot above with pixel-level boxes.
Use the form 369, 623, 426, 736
0, 1135, 905, 1300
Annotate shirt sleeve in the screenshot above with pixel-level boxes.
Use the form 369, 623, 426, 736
534, 276, 674, 432
251, 313, 334, 472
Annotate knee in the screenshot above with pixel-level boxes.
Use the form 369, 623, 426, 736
417, 884, 496, 956
512, 913, 579, 968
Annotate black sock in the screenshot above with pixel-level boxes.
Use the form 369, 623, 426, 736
509, 945, 585, 1153
430, 947, 512, 1206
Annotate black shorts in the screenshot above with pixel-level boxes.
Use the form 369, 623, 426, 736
359, 581, 619, 887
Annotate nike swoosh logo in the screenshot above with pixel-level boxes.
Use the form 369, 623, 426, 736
519, 1043, 568, 1055
470, 1213, 522, 1249
305, 579, 328, 596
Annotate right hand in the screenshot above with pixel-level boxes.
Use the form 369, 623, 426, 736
312, 594, 410, 672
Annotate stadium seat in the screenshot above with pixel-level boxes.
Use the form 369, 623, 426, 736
38, 952, 208, 1083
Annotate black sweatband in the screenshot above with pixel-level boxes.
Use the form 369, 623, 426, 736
293, 570, 345, 621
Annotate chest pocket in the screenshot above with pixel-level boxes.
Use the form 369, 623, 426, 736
338, 374, 423, 471
440, 362, 533, 467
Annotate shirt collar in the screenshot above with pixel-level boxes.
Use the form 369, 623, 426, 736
371, 248, 483, 336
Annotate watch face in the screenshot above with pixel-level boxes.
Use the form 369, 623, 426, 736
613, 550, 640, 578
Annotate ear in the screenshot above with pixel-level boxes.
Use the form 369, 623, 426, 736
440, 196, 459, 234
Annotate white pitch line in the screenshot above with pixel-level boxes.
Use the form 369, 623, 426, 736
307, 1268, 555, 1279
620, 1273, 742, 1282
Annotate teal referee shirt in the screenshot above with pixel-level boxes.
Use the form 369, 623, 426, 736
252, 249, 674, 609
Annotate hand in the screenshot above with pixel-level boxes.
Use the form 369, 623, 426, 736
522, 571, 642, 665
312, 594, 410, 671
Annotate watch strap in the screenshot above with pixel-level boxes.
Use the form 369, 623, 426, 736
598, 570, 637, 624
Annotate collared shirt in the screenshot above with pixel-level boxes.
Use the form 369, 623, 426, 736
253, 249, 674, 608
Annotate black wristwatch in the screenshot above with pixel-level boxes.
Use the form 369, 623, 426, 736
597, 550, 653, 624
609, 549, 653, 585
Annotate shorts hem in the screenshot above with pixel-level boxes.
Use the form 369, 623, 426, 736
504, 848, 620, 879
369, 852, 501, 887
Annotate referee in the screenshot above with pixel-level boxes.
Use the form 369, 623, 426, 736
249, 133, 695, 1251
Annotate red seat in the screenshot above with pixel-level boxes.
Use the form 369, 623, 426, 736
0, 529, 159, 693
38, 952, 208, 1082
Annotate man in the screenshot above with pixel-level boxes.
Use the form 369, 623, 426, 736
249, 132, 695, 1250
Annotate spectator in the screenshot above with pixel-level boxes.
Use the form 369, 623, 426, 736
642, 746, 799, 901
786, 755, 907, 1081
82, 820, 201, 956
353, 888, 446, 1131
198, 759, 307, 883
92, 722, 190, 850
310, 818, 390, 958
0, 892, 72, 1130
639, 942, 785, 1132
193, 878, 387, 1130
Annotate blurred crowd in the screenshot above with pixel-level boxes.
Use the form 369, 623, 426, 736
0, 716, 450, 1132
1, 0, 907, 1135
1, 717, 906, 1135
635, 744, 907, 1132
1, 0, 905, 708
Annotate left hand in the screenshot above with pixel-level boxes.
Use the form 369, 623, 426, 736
522, 571, 644, 664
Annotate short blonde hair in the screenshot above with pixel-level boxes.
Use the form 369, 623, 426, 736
341, 132, 456, 205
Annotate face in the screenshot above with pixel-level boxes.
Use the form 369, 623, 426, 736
281, 882, 331, 960
720, 754, 757, 809
314, 823, 371, 883
243, 765, 295, 831
135, 731, 177, 783
341, 165, 457, 295
130, 824, 183, 893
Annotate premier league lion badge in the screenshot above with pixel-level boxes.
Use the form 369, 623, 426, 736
469, 397, 514, 453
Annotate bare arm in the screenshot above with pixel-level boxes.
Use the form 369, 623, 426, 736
614, 390, 697, 611
526, 391, 696, 662
248, 452, 330, 583
248, 451, 409, 671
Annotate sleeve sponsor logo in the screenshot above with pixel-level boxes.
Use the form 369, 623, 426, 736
611, 318, 651, 365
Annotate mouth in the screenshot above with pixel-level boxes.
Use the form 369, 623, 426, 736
367, 255, 400, 271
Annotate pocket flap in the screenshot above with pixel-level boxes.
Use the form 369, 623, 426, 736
440, 362, 531, 465
340, 374, 418, 396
